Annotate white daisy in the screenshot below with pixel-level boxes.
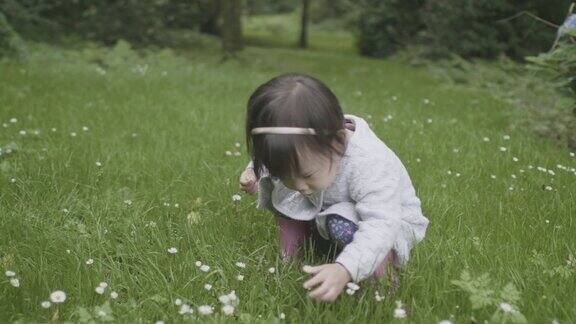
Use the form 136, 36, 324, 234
499, 147, 507, 152
124, 199, 132, 205
218, 294, 230, 304
499, 302, 514, 313
86, 258, 94, 265
70, 132, 77, 137
95, 286, 105, 294
503, 135, 510, 140
110, 291, 118, 299
268, 267, 276, 273
423, 98, 430, 104
345, 288, 355, 295
197, 305, 213, 315
167, 247, 178, 254
235, 261, 246, 268
237, 274, 244, 281
512, 157, 519, 162
225, 151, 232, 156
280, 312, 286, 320
204, 283, 212, 290
570, 152, 574, 157
5, 270, 16, 277
19, 130, 26, 136
41, 301, 51, 309
82, 126, 89, 131
346, 282, 360, 291
98, 282, 108, 288
483, 137, 490, 142
50, 290, 67, 303
9, 118, 17, 123
95, 161, 102, 167
9, 278, 20, 287
174, 298, 183, 306
178, 304, 192, 315
222, 304, 235, 316
232, 194, 242, 202
200, 264, 210, 272
393, 308, 406, 318
195, 261, 202, 267
235, 142, 241, 148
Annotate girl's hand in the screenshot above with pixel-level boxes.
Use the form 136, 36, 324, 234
302, 263, 352, 302
239, 168, 258, 195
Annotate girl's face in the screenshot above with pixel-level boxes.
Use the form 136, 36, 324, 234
280, 150, 337, 196
280, 131, 349, 196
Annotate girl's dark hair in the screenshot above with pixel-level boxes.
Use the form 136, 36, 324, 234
245, 73, 348, 180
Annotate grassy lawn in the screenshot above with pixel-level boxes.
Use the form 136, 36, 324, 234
0, 15, 575, 323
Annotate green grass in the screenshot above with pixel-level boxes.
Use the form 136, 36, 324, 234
0, 19, 575, 323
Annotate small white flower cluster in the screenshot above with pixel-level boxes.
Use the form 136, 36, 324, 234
218, 290, 238, 316
345, 282, 360, 295
197, 305, 214, 316
225, 143, 242, 157
374, 290, 383, 301
393, 300, 407, 319
167, 247, 178, 254
499, 302, 520, 314
94, 281, 118, 299
268, 267, 276, 274
195, 261, 210, 272
162, 201, 180, 208
86, 258, 94, 265
235, 261, 246, 268
5, 270, 20, 288
382, 115, 394, 123
41, 290, 67, 308
232, 194, 242, 202
175, 299, 194, 315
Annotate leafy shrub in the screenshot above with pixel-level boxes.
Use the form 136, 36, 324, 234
353, 0, 424, 57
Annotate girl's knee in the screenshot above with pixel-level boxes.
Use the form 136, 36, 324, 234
326, 214, 357, 247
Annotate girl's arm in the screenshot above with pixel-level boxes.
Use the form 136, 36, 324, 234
335, 156, 403, 283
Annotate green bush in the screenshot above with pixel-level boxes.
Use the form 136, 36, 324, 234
421, 0, 570, 59
353, 0, 424, 57
353, 0, 572, 60
0, 0, 207, 45
0, 11, 26, 59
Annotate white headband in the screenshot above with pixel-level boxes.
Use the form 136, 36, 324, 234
251, 127, 335, 135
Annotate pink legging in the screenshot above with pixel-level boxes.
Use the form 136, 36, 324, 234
274, 213, 397, 281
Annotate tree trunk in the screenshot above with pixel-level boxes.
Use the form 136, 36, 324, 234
299, 0, 310, 48
221, 0, 243, 60
199, 0, 221, 36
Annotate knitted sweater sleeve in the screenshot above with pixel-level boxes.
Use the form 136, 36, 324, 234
335, 156, 403, 282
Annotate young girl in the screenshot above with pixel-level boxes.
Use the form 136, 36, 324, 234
238, 73, 429, 302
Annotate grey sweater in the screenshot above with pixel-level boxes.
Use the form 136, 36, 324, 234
245, 114, 429, 282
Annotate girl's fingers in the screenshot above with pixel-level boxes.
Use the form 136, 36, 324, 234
308, 280, 332, 299
302, 264, 324, 274
303, 273, 324, 290
319, 287, 337, 302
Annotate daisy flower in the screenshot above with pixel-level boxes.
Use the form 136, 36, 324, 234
200, 264, 210, 272
268, 267, 276, 274
9, 278, 20, 287
40, 301, 51, 309
197, 305, 213, 315
167, 247, 178, 254
237, 274, 244, 281
232, 194, 241, 202
50, 290, 67, 303
235, 261, 246, 268
86, 258, 94, 265
110, 291, 118, 299
204, 283, 212, 290
499, 302, 514, 313
5, 270, 16, 277
222, 304, 235, 316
